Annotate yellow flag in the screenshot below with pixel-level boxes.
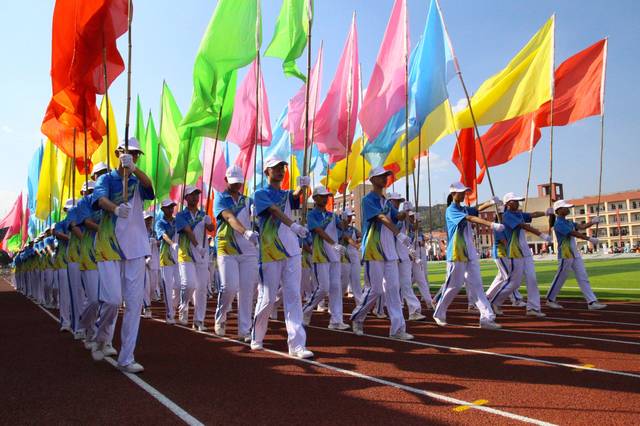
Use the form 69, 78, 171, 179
455, 16, 554, 129
91, 96, 119, 169
321, 137, 372, 193
384, 99, 456, 180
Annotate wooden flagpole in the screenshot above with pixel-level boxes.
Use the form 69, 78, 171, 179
301, 0, 313, 225
122, 0, 133, 201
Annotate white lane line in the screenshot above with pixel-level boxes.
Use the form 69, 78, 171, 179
500, 314, 640, 327
33, 303, 204, 426
151, 319, 556, 426
293, 321, 640, 380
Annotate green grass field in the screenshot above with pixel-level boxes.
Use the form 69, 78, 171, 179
422, 257, 640, 301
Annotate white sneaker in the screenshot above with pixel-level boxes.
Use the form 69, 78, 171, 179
250, 341, 263, 351
526, 309, 546, 318
91, 344, 105, 362
480, 320, 502, 330
375, 312, 387, 319
119, 362, 144, 374
408, 312, 427, 321
241, 334, 251, 343
73, 330, 86, 340
316, 304, 328, 313
214, 321, 226, 336
289, 348, 314, 359
328, 322, 350, 330
352, 321, 364, 336
491, 304, 503, 315
166, 317, 176, 325
102, 343, 118, 357
390, 331, 414, 340
588, 302, 607, 310
433, 317, 448, 327
177, 318, 188, 326
60, 325, 72, 333
193, 321, 207, 332
512, 300, 527, 307
143, 308, 152, 319
546, 300, 564, 309
303, 310, 312, 326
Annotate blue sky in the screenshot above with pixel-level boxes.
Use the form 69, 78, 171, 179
1, 0, 639, 217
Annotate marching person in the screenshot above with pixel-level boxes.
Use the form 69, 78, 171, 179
213, 165, 260, 342
175, 185, 215, 331
408, 213, 433, 310
340, 208, 363, 305
143, 211, 160, 318
350, 166, 413, 340
488, 192, 554, 317
155, 199, 180, 324
90, 138, 154, 373
386, 193, 426, 321
251, 157, 313, 359
52, 199, 74, 333
545, 199, 607, 310
67, 198, 88, 340
302, 186, 349, 330
432, 182, 502, 330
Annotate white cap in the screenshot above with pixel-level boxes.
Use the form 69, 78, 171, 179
343, 207, 354, 216
553, 199, 574, 210
160, 198, 177, 208
81, 181, 95, 192
91, 161, 108, 176
386, 192, 404, 201
449, 182, 470, 193
184, 185, 201, 197
225, 165, 244, 184
117, 137, 144, 154
312, 185, 332, 197
143, 211, 153, 220
503, 192, 525, 204
368, 166, 392, 180
63, 198, 75, 210
263, 156, 288, 171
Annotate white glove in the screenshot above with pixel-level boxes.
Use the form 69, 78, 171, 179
145, 257, 151, 268
591, 216, 602, 224
114, 203, 131, 219
408, 247, 417, 258
171, 242, 179, 252
491, 223, 505, 233
491, 196, 502, 206
401, 201, 414, 212
119, 153, 136, 171
589, 237, 599, 246
297, 176, 311, 187
396, 232, 411, 247
204, 215, 212, 225
540, 233, 553, 243
250, 204, 256, 217
545, 207, 555, 216
332, 243, 346, 256
290, 222, 309, 238
243, 230, 259, 244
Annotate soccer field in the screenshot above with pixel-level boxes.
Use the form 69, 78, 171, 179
423, 257, 640, 301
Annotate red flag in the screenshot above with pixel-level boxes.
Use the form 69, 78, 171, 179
0, 193, 23, 249
452, 129, 478, 203
476, 39, 607, 175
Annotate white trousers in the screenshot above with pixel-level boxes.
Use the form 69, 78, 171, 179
95, 258, 146, 367
546, 257, 597, 303
301, 266, 314, 300
433, 260, 495, 323
303, 262, 343, 325
215, 254, 259, 337
57, 268, 71, 328
67, 262, 85, 332
341, 260, 363, 305
143, 268, 159, 309
399, 260, 422, 315
43, 269, 54, 306
79, 269, 100, 339
490, 257, 541, 311
178, 262, 209, 323
252, 256, 306, 352
161, 265, 180, 320
486, 258, 512, 304
351, 260, 406, 336
411, 261, 432, 304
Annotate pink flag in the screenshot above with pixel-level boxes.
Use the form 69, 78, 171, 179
358, 0, 407, 142
203, 138, 228, 194
226, 59, 272, 151
0, 193, 23, 248
285, 44, 324, 151
313, 14, 360, 162
235, 144, 255, 185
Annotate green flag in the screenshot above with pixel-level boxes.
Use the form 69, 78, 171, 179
181, 0, 260, 139
135, 95, 145, 144
171, 135, 203, 187
143, 113, 172, 203
265, 0, 311, 81
159, 82, 184, 170
6, 233, 21, 253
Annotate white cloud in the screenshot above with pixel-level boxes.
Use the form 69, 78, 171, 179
416, 152, 449, 175
1, 125, 13, 134
451, 97, 468, 113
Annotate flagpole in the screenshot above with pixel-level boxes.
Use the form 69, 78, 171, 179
301, 0, 313, 225
547, 15, 557, 233
83, 110, 89, 189
342, 31, 355, 212
359, 65, 365, 200
181, 129, 194, 209
102, 35, 111, 170
524, 117, 536, 211
152, 82, 166, 229
72, 128, 77, 204
122, 0, 133, 201
403, 0, 410, 203
203, 106, 225, 247
426, 147, 433, 258
594, 37, 608, 243
251, 0, 262, 229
